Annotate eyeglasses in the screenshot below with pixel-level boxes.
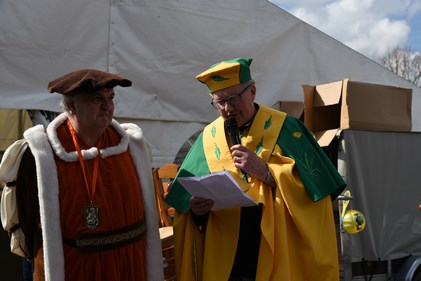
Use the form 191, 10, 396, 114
211, 84, 252, 110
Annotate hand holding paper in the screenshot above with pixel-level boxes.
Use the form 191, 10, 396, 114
177, 171, 256, 211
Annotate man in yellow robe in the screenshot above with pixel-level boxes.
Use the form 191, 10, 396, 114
165, 58, 346, 281
0, 69, 163, 281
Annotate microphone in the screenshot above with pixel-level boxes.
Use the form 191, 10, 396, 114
224, 118, 249, 181
225, 117, 241, 145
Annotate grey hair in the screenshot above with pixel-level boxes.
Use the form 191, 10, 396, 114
59, 92, 83, 113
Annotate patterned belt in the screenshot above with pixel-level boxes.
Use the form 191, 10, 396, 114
63, 220, 146, 251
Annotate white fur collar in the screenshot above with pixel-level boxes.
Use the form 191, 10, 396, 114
46, 113, 129, 162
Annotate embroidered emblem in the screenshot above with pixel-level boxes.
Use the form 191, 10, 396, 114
242, 173, 248, 182
297, 152, 320, 177
255, 137, 263, 155
264, 115, 272, 129
214, 143, 221, 160
211, 125, 216, 138
293, 131, 302, 138
211, 75, 229, 82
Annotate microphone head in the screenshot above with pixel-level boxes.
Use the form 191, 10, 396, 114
224, 117, 238, 129
225, 117, 241, 145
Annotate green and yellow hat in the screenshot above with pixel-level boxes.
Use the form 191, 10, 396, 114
195, 58, 253, 93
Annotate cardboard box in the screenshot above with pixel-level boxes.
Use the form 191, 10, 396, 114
303, 78, 412, 146
271, 101, 304, 121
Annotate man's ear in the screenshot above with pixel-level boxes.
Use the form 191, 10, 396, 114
67, 99, 76, 115
250, 84, 257, 100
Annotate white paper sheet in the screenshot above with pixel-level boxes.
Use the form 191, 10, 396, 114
177, 171, 257, 210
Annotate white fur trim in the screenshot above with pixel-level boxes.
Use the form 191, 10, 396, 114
121, 123, 163, 280
46, 113, 130, 162
24, 125, 64, 281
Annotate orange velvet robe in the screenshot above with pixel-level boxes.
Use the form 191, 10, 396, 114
22, 113, 164, 281
44, 122, 147, 280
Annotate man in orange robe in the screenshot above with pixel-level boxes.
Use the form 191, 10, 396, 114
1, 69, 163, 281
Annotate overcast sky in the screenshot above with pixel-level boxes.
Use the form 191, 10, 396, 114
269, 0, 421, 60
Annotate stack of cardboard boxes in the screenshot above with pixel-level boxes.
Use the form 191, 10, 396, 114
302, 78, 412, 146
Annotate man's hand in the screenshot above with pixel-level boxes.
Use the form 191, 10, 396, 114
190, 196, 214, 216
230, 144, 268, 181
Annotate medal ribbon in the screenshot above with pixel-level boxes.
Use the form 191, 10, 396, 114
67, 121, 102, 204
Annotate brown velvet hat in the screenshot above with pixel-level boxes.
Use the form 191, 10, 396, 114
48, 68, 132, 95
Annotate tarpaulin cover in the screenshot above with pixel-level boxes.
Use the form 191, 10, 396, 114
338, 130, 421, 261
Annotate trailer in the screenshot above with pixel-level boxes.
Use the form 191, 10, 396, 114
329, 129, 421, 281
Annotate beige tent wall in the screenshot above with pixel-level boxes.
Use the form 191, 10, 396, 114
0, 110, 32, 152
1, 0, 421, 166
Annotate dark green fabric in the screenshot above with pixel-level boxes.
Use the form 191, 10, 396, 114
165, 133, 210, 213
165, 115, 346, 213
278, 116, 346, 201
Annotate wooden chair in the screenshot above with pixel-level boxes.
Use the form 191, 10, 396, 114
159, 226, 176, 281
152, 163, 179, 228
152, 163, 179, 281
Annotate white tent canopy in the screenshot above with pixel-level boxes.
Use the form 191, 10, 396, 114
1, 0, 420, 166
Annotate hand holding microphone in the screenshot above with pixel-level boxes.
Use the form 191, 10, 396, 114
225, 117, 249, 181
225, 117, 273, 184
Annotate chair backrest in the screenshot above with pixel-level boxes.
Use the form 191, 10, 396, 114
152, 163, 179, 228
